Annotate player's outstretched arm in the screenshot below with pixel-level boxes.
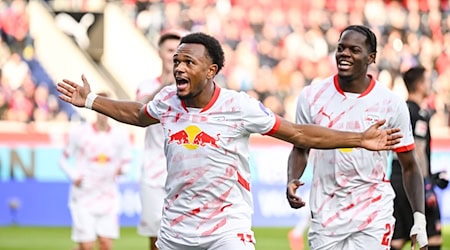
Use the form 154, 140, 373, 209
271, 118, 402, 150
57, 75, 158, 127
396, 151, 428, 250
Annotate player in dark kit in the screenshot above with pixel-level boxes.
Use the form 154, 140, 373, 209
390, 66, 449, 250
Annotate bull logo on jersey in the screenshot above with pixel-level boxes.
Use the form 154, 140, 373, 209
167, 125, 220, 150
93, 153, 110, 164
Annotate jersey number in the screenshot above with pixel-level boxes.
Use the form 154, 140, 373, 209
237, 233, 254, 243
381, 223, 392, 246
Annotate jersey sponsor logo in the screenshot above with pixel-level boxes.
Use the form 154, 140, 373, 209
364, 114, 380, 124
91, 153, 111, 164
167, 125, 220, 150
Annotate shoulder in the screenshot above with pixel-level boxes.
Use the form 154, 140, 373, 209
373, 81, 405, 103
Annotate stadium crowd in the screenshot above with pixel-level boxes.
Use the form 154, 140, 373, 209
0, 0, 76, 123
1, 0, 449, 136
125, 0, 450, 133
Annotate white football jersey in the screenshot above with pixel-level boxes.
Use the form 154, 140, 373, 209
61, 123, 132, 214
146, 85, 280, 245
136, 77, 167, 187
296, 75, 415, 235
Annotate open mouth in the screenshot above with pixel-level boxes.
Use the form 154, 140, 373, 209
337, 60, 352, 70
175, 78, 189, 91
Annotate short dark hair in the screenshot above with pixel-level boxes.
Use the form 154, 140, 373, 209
158, 32, 182, 47
340, 25, 377, 53
180, 32, 225, 75
402, 66, 426, 93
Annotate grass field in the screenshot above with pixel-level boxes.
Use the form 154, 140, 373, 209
0, 226, 449, 250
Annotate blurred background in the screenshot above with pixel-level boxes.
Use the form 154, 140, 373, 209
0, 0, 449, 249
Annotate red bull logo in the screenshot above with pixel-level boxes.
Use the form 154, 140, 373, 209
91, 154, 111, 164
168, 125, 220, 150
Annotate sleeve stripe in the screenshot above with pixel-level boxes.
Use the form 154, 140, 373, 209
262, 115, 281, 136
393, 143, 415, 153
144, 103, 158, 120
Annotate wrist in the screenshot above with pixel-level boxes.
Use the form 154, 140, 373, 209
84, 92, 98, 109
413, 211, 426, 225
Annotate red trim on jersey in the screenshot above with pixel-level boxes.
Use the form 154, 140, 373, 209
201, 83, 221, 112
179, 83, 221, 113
237, 172, 250, 191
333, 74, 376, 97
393, 143, 416, 153
144, 103, 159, 121
263, 115, 281, 136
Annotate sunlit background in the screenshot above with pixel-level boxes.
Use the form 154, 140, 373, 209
0, 0, 449, 249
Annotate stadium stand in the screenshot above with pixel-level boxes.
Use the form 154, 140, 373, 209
122, 0, 450, 136
0, 0, 449, 138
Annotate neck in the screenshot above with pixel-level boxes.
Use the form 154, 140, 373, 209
183, 81, 216, 108
94, 121, 110, 131
338, 74, 371, 94
407, 93, 423, 105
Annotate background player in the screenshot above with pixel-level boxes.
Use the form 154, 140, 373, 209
390, 65, 449, 250
56, 32, 402, 250
60, 92, 132, 250
135, 30, 183, 250
286, 25, 428, 250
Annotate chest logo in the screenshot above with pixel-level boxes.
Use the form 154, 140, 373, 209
167, 125, 220, 150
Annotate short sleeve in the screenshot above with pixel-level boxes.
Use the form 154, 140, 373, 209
241, 92, 280, 135
145, 86, 175, 121
392, 100, 415, 153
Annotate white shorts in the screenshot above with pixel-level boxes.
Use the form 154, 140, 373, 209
137, 184, 166, 237
156, 232, 256, 250
70, 205, 119, 243
308, 218, 395, 250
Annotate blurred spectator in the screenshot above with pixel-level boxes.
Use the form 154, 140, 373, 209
123, 0, 450, 135
0, 0, 33, 54
0, 1, 75, 123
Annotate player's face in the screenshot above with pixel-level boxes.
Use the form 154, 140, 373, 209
159, 38, 180, 73
335, 30, 375, 80
173, 43, 217, 100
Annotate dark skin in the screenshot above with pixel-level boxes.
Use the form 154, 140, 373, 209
56, 41, 402, 151
287, 30, 426, 250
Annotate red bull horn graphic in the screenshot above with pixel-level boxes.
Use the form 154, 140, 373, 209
168, 125, 220, 150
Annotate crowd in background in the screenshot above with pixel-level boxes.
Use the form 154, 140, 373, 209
0, 0, 449, 136
124, 0, 450, 133
0, 0, 76, 123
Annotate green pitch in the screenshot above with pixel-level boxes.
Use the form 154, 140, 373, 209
0, 226, 449, 250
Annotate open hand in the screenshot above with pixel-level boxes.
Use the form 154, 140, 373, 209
57, 74, 91, 107
361, 119, 403, 151
286, 179, 306, 209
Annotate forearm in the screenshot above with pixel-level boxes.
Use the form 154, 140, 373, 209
290, 123, 362, 149
402, 164, 426, 214
287, 147, 308, 183
92, 95, 150, 127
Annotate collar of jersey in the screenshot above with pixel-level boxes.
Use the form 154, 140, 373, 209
181, 83, 221, 113
333, 74, 375, 98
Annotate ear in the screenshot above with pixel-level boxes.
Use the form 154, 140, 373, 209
368, 52, 376, 65
207, 64, 218, 79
